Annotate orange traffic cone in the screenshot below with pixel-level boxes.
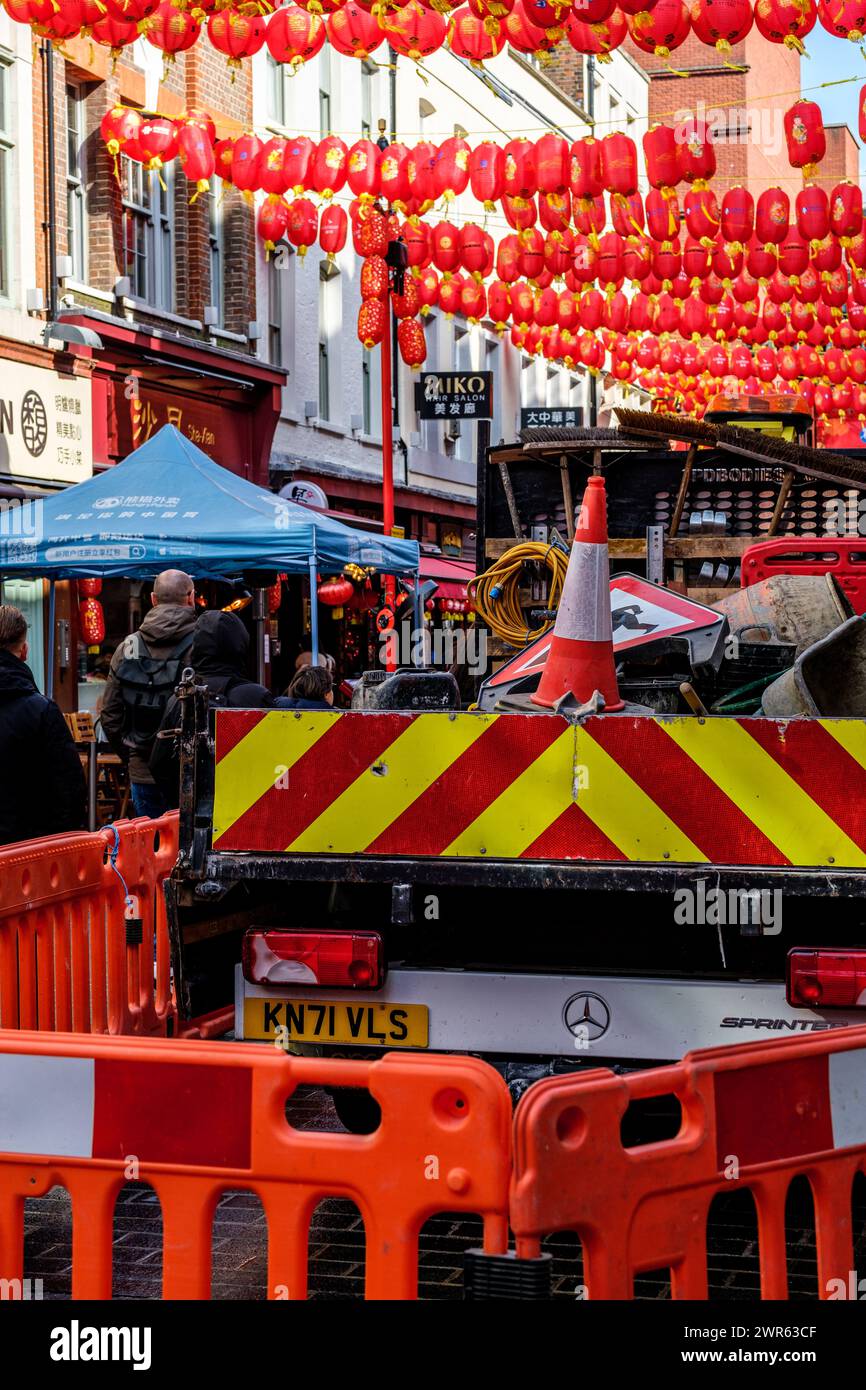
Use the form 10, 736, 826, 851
531, 475, 624, 711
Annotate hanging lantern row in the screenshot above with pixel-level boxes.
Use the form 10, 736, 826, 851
14, 0, 866, 74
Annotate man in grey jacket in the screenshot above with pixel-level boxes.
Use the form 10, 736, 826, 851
100, 569, 197, 818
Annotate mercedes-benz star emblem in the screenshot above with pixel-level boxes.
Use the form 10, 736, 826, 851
563, 991, 611, 1042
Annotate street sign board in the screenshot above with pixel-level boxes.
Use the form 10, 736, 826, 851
415, 371, 493, 420
482, 575, 724, 689
520, 407, 583, 431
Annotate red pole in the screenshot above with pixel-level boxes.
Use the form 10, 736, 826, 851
381, 299, 396, 671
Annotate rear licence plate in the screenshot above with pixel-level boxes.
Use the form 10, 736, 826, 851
243, 997, 429, 1047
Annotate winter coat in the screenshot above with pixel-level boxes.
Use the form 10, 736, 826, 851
0, 649, 87, 846
100, 603, 198, 784
150, 610, 274, 809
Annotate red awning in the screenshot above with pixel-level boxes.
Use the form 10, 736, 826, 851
419, 556, 474, 600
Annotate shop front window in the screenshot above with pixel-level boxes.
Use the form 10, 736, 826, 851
1, 580, 44, 693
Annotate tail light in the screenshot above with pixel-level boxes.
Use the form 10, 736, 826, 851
786, 948, 866, 1009
242, 929, 384, 990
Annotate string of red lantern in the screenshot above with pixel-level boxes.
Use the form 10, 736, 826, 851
10, 0, 866, 74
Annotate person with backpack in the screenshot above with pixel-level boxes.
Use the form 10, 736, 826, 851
149, 609, 274, 810
100, 569, 198, 818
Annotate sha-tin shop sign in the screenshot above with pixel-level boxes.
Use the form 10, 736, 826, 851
415, 371, 493, 421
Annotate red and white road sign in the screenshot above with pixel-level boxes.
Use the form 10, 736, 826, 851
485, 575, 723, 689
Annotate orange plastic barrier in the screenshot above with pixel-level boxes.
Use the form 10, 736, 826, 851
0, 814, 178, 1037
510, 1025, 866, 1299
0, 1031, 512, 1300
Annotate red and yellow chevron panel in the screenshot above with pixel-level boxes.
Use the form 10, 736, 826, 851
211, 711, 866, 867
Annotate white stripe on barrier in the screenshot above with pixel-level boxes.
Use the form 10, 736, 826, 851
0, 1054, 94, 1158
829, 1047, 866, 1153
555, 543, 612, 644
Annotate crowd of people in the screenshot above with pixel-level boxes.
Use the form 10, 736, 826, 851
0, 568, 336, 845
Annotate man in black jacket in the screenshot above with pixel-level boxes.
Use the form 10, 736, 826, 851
0, 605, 86, 846
150, 609, 274, 809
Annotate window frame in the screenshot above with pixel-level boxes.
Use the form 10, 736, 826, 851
0, 56, 15, 302
120, 154, 174, 311
65, 81, 87, 284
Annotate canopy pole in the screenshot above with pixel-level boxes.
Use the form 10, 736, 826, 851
413, 571, 421, 652
253, 587, 267, 686
47, 579, 56, 699
308, 554, 319, 664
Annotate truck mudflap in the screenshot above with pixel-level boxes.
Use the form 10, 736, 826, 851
210, 709, 866, 869
235, 966, 866, 1062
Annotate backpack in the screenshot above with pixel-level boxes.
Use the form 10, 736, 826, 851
114, 629, 195, 753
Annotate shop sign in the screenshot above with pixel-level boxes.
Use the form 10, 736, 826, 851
520, 407, 582, 431
0, 360, 92, 483
415, 371, 493, 420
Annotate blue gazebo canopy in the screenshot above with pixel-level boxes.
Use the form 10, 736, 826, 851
0, 425, 420, 580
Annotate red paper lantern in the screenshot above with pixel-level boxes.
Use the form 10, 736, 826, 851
448, 2, 508, 57
388, 0, 447, 57
379, 143, 411, 207
818, 0, 866, 41
488, 280, 512, 330
207, 9, 267, 70
689, 0, 752, 52
342, 141, 379, 204
755, 187, 789, 246
683, 185, 719, 241
754, 0, 816, 53
544, 228, 574, 277
438, 273, 466, 316
265, 5, 326, 68
177, 123, 215, 198
327, 0, 385, 56
100, 105, 142, 169
535, 133, 569, 194
398, 318, 427, 368
231, 133, 262, 195
33, 0, 83, 40
320, 205, 348, 260
390, 276, 420, 319
645, 187, 679, 242
721, 186, 754, 248
92, 11, 137, 56
434, 135, 471, 202
309, 135, 348, 199
359, 209, 389, 258
136, 115, 178, 171
431, 221, 461, 272
361, 255, 390, 300
628, 0, 690, 56
678, 119, 716, 184
784, 100, 826, 171
257, 195, 289, 252
573, 194, 605, 237
468, 141, 505, 210
831, 181, 862, 240
416, 266, 440, 314
407, 141, 437, 206
643, 124, 680, 190
796, 185, 829, 243
286, 197, 318, 256
79, 598, 105, 647
358, 299, 387, 349
600, 132, 638, 196
461, 279, 487, 321
569, 137, 604, 200
566, 5, 627, 52
143, 0, 199, 59
78, 578, 102, 598
778, 226, 809, 277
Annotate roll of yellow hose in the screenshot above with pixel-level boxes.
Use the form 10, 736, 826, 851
468, 542, 568, 647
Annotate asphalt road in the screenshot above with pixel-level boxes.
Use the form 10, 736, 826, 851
18, 1083, 866, 1301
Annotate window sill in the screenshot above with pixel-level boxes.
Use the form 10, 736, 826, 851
309, 419, 347, 438
358, 432, 383, 448
209, 326, 247, 346
64, 281, 115, 308
119, 298, 203, 333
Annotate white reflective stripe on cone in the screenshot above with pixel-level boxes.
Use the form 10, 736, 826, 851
554, 543, 612, 644
0, 1054, 95, 1158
